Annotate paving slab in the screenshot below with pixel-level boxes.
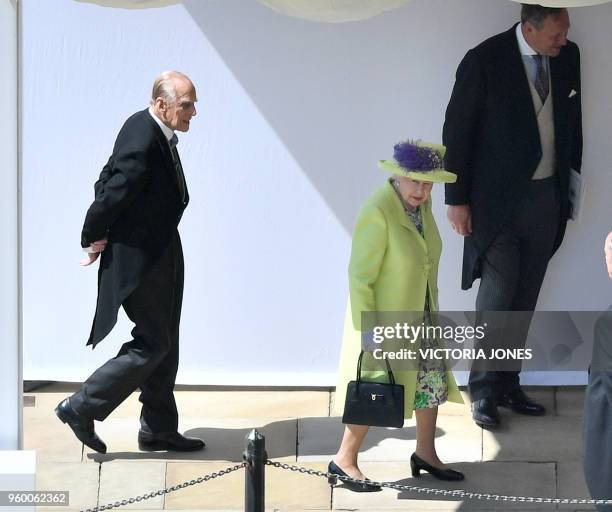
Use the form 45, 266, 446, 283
436, 390, 472, 417
83, 417, 297, 463
28, 396, 139, 426
166, 461, 331, 509
332, 461, 555, 510
98, 462, 166, 509
23, 390, 141, 421
24, 417, 84, 462
82, 417, 143, 462
36, 462, 100, 511
555, 388, 586, 417
164, 462, 248, 509
265, 461, 332, 509
23, 393, 63, 420
179, 417, 298, 463
23, 383, 78, 419
556, 461, 596, 511
417, 414, 482, 464
482, 416, 581, 462
174, 390, 331, 419
26, 388, 331, 420
298, 415, 481, 464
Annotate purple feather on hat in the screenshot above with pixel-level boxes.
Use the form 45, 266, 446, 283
393, 140, 442, 173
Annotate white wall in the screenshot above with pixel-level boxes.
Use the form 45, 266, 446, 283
0, 452, 35, 512
1, 0, 21, 449
22, 0, 612, 386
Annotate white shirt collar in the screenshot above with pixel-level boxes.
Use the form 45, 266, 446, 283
148, 106, 174, 142
516, 22, 538, 56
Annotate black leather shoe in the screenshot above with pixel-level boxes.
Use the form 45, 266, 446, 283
138, 430, 205, 452
327, 461, 381, 492
55, 398, 107, 454
498, 389, 546, 416
410, 453, 464, 481
472, 397, 500, 428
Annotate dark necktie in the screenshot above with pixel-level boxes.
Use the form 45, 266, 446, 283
169, 134, 187, 204
533, 54, 549, 104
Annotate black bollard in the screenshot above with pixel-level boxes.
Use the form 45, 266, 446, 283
244, 429, 266, 512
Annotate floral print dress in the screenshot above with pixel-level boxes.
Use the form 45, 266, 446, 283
392, 179, 448, 410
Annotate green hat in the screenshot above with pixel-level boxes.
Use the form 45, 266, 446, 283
378, 140, 457, 184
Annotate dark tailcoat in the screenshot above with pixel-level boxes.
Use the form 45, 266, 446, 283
81, 109, 189, 347
443, 24, 582, 290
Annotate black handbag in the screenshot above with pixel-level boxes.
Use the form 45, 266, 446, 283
342, 351, 405, 428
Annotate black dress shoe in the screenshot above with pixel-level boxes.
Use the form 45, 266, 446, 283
138, 430, 205, 452
327, 461, 381, 492
410, 453, 465, 481
55, 398, 107, 454
498, 389, 546, 416
472, 397, 500, 428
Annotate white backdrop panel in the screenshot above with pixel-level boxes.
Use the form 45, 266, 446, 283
1, 0, 20, 449
22, 0, 612, 385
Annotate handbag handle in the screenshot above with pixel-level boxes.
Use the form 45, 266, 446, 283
356, 350, 396, 385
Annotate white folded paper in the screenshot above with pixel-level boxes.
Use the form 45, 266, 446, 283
569, 168, 586, 222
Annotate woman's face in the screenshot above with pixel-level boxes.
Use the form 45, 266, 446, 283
395, 175, 433, 208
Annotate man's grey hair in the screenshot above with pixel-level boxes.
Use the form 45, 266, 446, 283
150, 71, 190, 105
521, 4, 565, 29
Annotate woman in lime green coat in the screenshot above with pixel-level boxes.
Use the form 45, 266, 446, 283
330, 140, 464, 492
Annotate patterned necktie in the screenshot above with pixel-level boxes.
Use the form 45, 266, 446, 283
533, 54, 549, 104
169, 134, 187, 204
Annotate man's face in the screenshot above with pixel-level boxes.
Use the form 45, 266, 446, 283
160, 78, 198, 132
524, 10, 570, 57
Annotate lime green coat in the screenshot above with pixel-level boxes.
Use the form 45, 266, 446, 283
334, 180, 463, 418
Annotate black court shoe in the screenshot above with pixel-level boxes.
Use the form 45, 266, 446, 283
327, 461, 382, 492
410, 453, 465, 481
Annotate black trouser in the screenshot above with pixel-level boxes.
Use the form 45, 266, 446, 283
469, 176, 560, 402
70, 232, 184, 433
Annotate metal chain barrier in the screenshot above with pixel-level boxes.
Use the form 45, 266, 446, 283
79, 462, 245, 512
266, 460, 612, 506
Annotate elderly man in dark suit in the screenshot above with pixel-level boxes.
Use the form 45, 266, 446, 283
55, 71, 204, 453
443, 5, 582, 428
